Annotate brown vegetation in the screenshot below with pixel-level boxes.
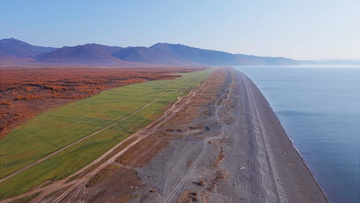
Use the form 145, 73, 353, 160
177, 191, 199, 203
0, 66, 205, 138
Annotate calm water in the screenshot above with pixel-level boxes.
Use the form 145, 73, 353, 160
234, 66, 360, 203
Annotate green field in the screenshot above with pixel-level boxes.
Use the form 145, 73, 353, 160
0, 69, 213, 199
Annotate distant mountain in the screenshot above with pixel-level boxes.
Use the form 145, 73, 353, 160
112, 43, 240, 66
112, 43, 298, 66
38, 44, 124, 64
0, 38, 299, 66
0, 38, 55, 58
235, 54, 299, 65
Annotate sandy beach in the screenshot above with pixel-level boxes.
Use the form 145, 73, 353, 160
36, 68, 328, 203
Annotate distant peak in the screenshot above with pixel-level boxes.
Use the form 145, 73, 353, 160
150, 42, 189, 49
1, 38, 30, 46
1, 38, 22, 42
150, 42, 171, 47
83, 43, 102, 46
2, 38, 17, 40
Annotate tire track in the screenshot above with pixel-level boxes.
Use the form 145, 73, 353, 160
162, 136, 218, 203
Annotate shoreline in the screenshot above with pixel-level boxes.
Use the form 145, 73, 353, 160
279, 120, 329, 201
238, 70, 329, 202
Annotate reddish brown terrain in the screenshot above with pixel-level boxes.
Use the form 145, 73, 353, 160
0, 66, 204, 138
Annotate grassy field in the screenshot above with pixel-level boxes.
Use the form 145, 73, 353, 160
0, 68, 213, 199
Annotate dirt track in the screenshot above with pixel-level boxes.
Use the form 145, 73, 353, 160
2, 68, 328, 203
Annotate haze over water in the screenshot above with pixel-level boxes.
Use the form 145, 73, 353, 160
235, 66, 360, 203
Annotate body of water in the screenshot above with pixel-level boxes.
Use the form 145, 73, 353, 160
235, 66, 360, 203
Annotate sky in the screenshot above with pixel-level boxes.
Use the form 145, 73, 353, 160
0, 0, 359, 60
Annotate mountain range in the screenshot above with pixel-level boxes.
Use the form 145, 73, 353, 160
1, 38, 357, 67
0, 38, 300, 66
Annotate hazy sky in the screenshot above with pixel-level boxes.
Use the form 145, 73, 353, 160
1, 0, 359, 60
